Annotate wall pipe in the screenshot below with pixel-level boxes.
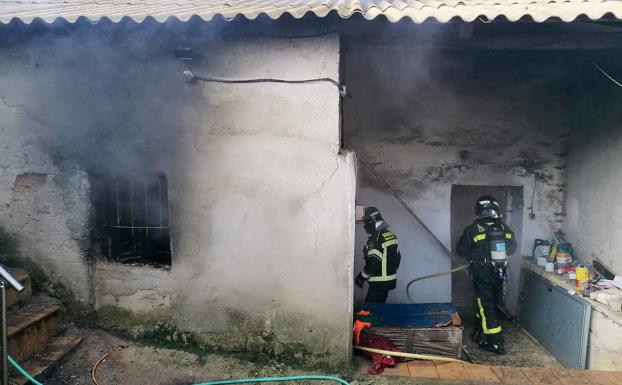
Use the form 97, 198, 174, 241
357, 157, 469, 302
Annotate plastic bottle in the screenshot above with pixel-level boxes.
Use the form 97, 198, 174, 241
575, 266, 589, 292
533, 239, 551, 263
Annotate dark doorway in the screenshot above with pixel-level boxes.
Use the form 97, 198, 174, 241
450, 185, 523, 313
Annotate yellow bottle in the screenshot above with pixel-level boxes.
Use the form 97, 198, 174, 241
575, 267, 589, 292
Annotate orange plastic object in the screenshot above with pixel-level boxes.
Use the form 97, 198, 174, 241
353, 320, 372, 345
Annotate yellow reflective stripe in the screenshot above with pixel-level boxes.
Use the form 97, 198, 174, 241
477, 298, 502, 335
365, 238, 398, 282
381, 239, 398, 249
382, 241, 388, 278
361, 270, 370, 279
382, 231, 395, 240
473, 234, 487, 242
367, 249, 382, 260
505, 233, 513, 239
368, 274, 397, 282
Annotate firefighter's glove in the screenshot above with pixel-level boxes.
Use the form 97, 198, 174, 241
355, 273, 366, 289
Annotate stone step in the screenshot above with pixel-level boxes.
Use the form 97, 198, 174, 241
7, 296, 61, 362
6, 268, 32, 309
9, 334, 82, 385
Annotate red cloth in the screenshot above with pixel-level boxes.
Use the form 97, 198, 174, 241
359, 334, 401, 375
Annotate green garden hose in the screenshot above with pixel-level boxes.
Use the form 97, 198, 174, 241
8, 355, 45, 385
193, 376, 350, 385
8, 353, 350, 385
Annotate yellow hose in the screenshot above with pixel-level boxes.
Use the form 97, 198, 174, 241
406, 264, 470, 302
354, 346, 464, 363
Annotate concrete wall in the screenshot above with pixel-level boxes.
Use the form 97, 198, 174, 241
565, 81, 622, 276
0, 21, 354, 363
588, 309, 622, 370
0, 83, 92, 303
343, 43, 569, 311
563, 60, 622, 371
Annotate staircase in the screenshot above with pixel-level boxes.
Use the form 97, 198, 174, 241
5, 268, 81, 385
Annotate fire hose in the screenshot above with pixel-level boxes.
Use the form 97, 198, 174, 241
404, 265, 470, 302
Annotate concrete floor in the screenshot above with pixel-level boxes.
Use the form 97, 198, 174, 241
461, 314, 562, 368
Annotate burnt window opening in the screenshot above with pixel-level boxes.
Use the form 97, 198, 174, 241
95, 174, 171, 268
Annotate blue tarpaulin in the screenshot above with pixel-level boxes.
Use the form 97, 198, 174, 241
363, 303, 459, 328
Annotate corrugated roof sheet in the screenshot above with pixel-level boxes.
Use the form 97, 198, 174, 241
1, 0, 621, 25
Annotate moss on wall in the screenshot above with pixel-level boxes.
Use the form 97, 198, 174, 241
95, 305, 335, 369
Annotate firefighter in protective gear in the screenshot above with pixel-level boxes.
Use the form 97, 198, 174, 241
355, 207, 401, 303
456, 195, 517, 355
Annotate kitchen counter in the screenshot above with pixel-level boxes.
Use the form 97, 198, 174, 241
522, 258, 622, 325
521, 258, 622, 370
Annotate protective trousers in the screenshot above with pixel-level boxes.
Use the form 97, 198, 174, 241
365, 283, 391, 303
472, 267, 504, 346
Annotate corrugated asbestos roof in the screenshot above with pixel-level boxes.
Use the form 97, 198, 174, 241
1, 0, 622, 25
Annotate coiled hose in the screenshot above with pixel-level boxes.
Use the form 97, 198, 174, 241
8, 353, 351, 385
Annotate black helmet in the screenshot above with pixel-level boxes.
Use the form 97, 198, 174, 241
363, 207, 388, 234
475, 195, 500, 218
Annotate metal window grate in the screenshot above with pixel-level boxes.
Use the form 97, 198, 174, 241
102, 174, 171, 267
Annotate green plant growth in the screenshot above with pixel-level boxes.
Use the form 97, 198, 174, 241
95, 306, 341, 370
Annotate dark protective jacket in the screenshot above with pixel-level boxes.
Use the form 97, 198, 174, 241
361, 229, 401, 289
457, 217, 516, 344
456, 217, 517, 267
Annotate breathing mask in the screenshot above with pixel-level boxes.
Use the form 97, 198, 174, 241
475, 195, 501, 219
363, 207, 388, 235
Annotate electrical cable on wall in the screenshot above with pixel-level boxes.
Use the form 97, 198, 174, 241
183, 70, 347, 97
575, 39, 622, 89
528, 173, 538, 220
588, 57, 622, 88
